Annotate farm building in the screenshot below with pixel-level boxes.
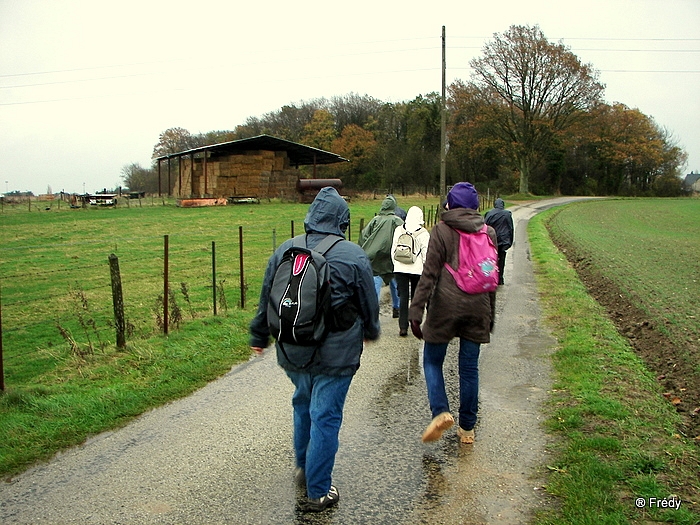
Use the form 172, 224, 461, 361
154, 135, 348, 203
684, 172, 700, 193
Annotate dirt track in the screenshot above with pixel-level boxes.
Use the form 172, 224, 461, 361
0, 199, 588, 525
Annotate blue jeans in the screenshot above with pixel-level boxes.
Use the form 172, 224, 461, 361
285, 372, 353, 499
373, 275, 400, 309
422, 339, 481, 431
373, 275, 384, 303
390, 278, 400, 309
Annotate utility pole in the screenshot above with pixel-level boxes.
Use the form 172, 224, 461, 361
440, 26, 447, 202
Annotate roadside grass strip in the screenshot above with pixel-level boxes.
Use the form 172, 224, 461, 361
0, 314, 252, 478
528, 209, 699, 525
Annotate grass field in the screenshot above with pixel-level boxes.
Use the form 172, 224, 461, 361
545, 199, 700, 355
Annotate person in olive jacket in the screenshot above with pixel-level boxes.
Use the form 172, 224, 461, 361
408, 182, 497, 445
250, 187, 380, 512
358, 194, 404, 303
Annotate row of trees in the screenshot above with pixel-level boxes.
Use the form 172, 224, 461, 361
123, 25, 688, 197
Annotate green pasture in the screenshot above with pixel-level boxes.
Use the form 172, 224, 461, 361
0, 196, 440, 380
531, 198, 699, 524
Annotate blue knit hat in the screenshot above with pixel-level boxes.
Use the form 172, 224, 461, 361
447, 182, 479, 210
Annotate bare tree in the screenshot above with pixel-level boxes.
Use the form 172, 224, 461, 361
470, 25, 604, 193
121, 163, 158, 193
151, 127, 199, 159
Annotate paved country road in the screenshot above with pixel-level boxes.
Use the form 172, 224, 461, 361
0, 198, 593, 525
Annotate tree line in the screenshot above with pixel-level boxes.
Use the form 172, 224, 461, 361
122, 25, 688, 198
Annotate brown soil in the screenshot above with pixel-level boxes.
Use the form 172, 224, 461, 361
550, 233, 700, 445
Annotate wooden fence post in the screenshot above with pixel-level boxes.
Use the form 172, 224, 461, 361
0, 283, 4, 391
163, 235, 169, 335
212, 241, 217, 316
108, 254, 126, 348
239, 226, 245, 309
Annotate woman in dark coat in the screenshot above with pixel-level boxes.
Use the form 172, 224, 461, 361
409, 182, 497, 445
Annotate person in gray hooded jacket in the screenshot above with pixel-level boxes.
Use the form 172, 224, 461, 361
484, 198, 514, 285
250, 187, 380, 512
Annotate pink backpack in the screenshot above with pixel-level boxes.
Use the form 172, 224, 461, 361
444, 224, 499, 294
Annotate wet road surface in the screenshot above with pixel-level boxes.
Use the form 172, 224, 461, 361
0, 199, 587, 524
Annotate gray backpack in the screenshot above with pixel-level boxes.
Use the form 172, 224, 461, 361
393, 228, 416, 264
267, 234, 342, 366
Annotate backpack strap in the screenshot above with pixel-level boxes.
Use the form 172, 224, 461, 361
404, 227, 417, 254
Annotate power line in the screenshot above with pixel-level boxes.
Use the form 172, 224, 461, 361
453, 45, 700, 52
450, 67, 700, 73
451, 35, 700, 42
2, 33, 698, 105
3, 34, 698, 80
0, 38, 438, 79
0, 46, 437, 90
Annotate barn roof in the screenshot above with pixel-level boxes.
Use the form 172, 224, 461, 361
154, 134, 348, 166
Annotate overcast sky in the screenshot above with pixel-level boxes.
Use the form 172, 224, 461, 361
1, 0, 698, 195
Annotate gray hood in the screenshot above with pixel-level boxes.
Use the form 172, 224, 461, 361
494, 198, 505, 210
303, 186, 349, 236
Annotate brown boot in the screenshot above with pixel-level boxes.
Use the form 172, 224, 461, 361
421, 412, 454, 443
457, 427, 475, 444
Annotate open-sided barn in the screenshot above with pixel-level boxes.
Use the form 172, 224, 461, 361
154, 135, 348, 202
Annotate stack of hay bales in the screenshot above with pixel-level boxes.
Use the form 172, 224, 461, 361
185, 150, 299, 199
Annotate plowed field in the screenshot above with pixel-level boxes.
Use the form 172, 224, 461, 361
547, 199, 700, 443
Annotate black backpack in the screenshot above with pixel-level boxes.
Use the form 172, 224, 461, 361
267, 234, 343, 366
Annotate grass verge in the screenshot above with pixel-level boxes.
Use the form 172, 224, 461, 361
528, 208, 699, 525
0, 312, 252, 478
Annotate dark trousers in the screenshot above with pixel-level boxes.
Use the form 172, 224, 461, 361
395, 272, 420, 332
497, 247, 507, 285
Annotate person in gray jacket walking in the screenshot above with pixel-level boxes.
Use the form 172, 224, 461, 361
250, 187, 380, 512
484, 198, 514, 285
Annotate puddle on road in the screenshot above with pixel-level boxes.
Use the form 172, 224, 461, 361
516, 333, 555, 358
376, 347, 422, 408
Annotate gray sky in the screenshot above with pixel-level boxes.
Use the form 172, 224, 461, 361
1, 0, 698, 195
